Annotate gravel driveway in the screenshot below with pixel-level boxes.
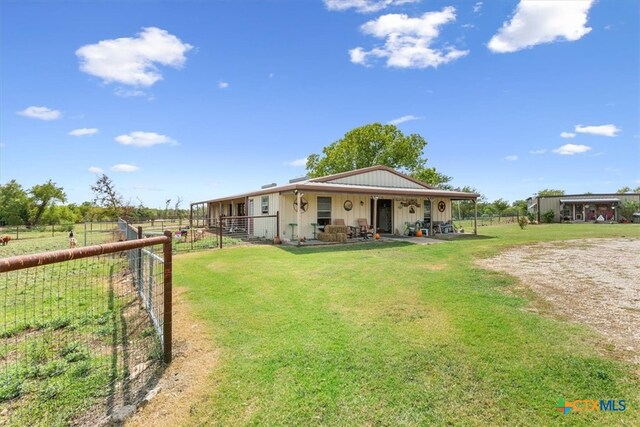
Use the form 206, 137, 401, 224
478, 238, 640, 364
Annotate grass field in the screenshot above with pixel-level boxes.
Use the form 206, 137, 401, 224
171, 223, 639, 426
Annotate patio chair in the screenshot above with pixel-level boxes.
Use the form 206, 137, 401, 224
357, 218, 374, 239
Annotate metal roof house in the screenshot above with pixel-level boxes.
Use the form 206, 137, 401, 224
191, 165, 479, 241
527, 193, 640, 222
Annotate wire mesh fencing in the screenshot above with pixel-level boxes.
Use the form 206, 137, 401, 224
120, 214, 279, 254
0, 222, 123, 258
0, 234, 172, 426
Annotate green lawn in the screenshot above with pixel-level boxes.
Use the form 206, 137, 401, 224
173, 223, 640, 426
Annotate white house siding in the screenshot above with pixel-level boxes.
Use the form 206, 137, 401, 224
280, 193, 371, 240
392, 200, 423, 234
328, 170, 424, 189
247, 193, 279, 239
430, 198, 450, 223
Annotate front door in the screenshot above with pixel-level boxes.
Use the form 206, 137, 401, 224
371, 199, 393, 233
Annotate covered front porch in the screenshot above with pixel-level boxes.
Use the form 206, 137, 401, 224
560, 198, 620, 222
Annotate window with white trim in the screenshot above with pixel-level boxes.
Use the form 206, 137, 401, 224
317, 197, 332, 227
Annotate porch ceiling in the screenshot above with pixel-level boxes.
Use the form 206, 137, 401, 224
559, 198, 620, 204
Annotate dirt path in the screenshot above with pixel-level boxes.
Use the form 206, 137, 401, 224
126, 288, 219, 426
478, 238, 640, 364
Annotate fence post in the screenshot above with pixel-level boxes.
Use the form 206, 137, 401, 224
163, 230, 173, 364
137, 226, 143, 291
51, 224, 54, 237
84, 222, 87, 246
15, 226, 18, 240
219, 215, 223, 249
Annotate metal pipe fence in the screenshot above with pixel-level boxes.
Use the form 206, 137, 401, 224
0, 233, 172, 426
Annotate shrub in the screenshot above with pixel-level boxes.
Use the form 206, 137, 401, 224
518, 216, 528, 229
542, 209, 555, 223
527, 212, 535, 223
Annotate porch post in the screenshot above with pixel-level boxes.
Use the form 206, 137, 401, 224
296, 191, 302, 241
373, 196, 378, 235
473, 199, 478, 236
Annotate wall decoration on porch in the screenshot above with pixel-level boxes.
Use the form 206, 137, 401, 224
409, 206, 416, 214
438, 201, 446, 212
293, 197, 308, 213
399, 199, 421, 208
343, 200, 353, 211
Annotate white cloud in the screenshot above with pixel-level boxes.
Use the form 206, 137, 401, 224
529, 149, 547, 155
505, 155, 518, 161
284, 158, 308, 167
88, 166, 104, 174
114, 88, 149, 98
324, 0, 419, 14
488, 0, 594, 53
17, 106, 61, 121
560, 132, 576, 139
76, 27, 193, 87
111, 164, 139, 172
217, 81, 229, 89
68, 128, 98, 137
115, 131, 177, 147
387, 115, 420, 125
574, 124, 621, 137
552, 144, 592, 155
473, 2, 483, 14
350, 7, 469, 69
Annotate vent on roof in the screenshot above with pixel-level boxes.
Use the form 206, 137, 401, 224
261, 183, 277, 189
289, 176, 308, 184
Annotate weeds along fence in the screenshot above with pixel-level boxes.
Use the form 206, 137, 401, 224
0, 233, 172, 426
122, 214, 279, 253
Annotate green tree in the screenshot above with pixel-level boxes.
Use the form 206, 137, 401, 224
537, 189, 565, 196
512, 199, 528, 215
619, 200, 640, 221
306, 123, 451, 187
28, 180, 66, 226
616, 186, 639, 194
492, 198, 510, 222
41, 205, 78, 225
410, 167, 452, 188
0, 180, 30, 225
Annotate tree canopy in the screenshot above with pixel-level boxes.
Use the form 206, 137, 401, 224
537, 189, 565, 197
306, 123, 451, 187
617, 186, 640, 194
29, 180, 66, 226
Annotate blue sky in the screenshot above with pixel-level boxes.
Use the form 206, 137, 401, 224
1, 0, 638, 209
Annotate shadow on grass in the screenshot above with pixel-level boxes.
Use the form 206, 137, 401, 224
433, 234, 496, 241
276, 240, 416, 255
